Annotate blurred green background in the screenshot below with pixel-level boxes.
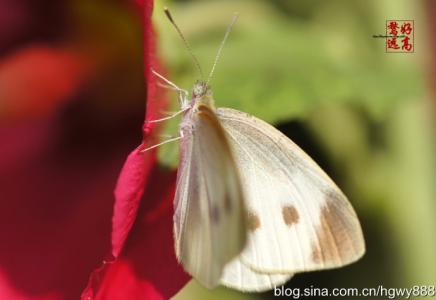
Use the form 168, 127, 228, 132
150, 0, 436, 299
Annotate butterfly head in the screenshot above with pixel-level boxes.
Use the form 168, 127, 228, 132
193, 80, 210, 97
192, 80, 214, 108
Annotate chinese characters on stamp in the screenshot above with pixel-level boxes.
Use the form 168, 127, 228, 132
386, 20, 414, 53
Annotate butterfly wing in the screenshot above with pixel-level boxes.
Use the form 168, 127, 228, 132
216, 108, 365, 281
221, 258, 293, 292
174, 104, 247, 289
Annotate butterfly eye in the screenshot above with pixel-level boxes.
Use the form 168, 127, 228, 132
282, 205, 300, 226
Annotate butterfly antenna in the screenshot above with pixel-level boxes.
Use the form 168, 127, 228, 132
206, 13, 239, 86
164, 7, 204, 80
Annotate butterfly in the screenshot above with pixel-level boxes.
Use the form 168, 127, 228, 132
145, 8, 365, 292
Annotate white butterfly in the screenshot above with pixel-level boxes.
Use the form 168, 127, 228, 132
145, 8, 365, 292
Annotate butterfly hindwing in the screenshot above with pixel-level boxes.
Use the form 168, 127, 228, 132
221, 258, 293, 292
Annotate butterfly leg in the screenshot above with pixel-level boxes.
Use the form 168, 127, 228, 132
144, 106, 190, 123
157, 82, 184, 92
152, 68, 188, 94
160, 109, 183, 116
152, 69, 186, 92
151, 68, 191, 110
141, 130, 184, 153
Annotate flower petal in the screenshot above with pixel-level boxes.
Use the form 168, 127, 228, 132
110, 0, 168, 259
0, 46, 87, 122
111, 146, 155, 257
83, 166, 189, 300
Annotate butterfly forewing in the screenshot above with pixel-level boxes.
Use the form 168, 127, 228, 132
174, 104, 247, 289
216, 108, 365, 277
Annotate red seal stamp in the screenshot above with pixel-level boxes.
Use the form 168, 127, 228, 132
386, 20, 414, 53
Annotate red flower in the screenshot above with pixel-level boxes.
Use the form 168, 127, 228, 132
82, 0, 190, 299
